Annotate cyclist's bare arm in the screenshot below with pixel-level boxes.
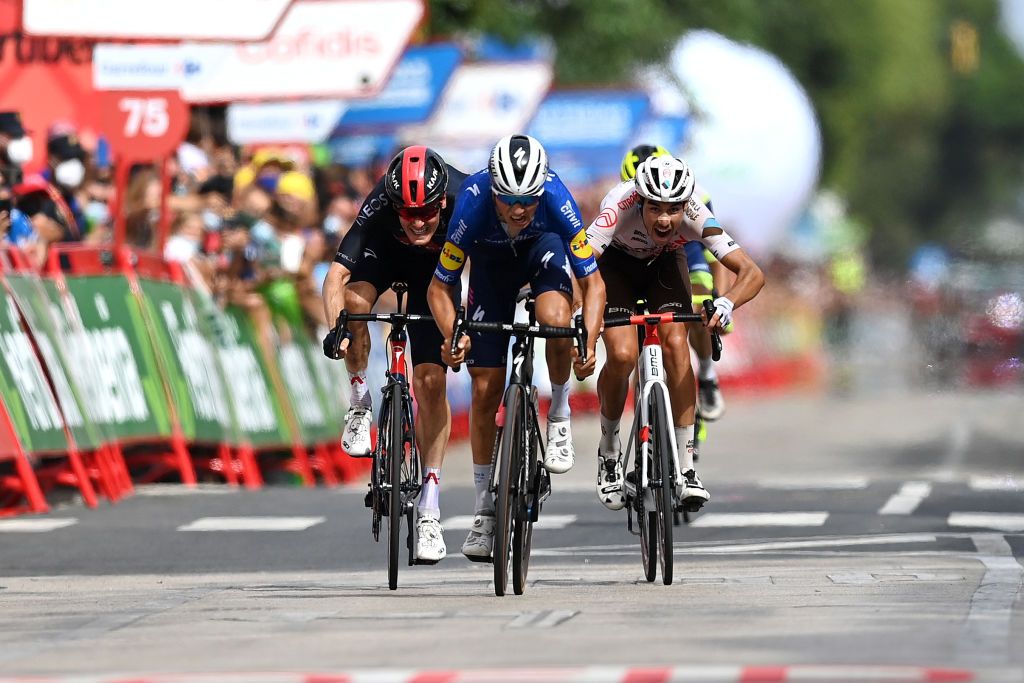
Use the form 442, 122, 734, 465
574, 270, 606, 377
322, 261, 353, 326
712, 246, 765, 324
427, 276, 468, 366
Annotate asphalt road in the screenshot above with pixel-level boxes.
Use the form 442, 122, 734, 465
0, 388, 1022, 682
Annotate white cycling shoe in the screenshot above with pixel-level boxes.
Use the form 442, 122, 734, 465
543, 419, 575, 474
415, 516, 447, 564
342, 406, 373, 457
677, 469, 711, 510
461, 512, 495, 562
597, 453, 626, 511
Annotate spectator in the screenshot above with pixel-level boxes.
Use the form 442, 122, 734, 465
43, 132, 89, 239
0, 112, 32, 181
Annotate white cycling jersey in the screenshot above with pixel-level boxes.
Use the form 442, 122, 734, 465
586, 180, 741, 261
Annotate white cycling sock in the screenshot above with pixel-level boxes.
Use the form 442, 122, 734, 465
418, 467, 441, 520
348, 369, 371, 409
676, 425, 696, 473
473, 464, 494, 514
698, 357, 717, 382
599, 413, 620, 456
549, 381, 571, 420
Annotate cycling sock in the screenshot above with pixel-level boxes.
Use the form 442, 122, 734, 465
473, 464, 494, 514
348, 369, 370, 408
676, 424, 696, 472
698, 357, 717, 382
549, 381, 571, 420
417, 467, 441, 519
599, 413, 620, 456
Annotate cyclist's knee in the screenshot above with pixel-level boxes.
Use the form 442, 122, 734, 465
414, 365, 447, 404
662, 329, 692, 363
534, 290, 571, 326
605, 343, 636, 372
344, 283, 375, 313
470, 369, 505, 408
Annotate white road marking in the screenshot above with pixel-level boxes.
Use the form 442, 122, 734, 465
135, 484, 238, 496
969, 475, 1022, 491
878, 481, 932, 515
177, 517, 325, 532
829, 571, 966, 585
688, 512, 828, 528
0, 518, 77, 533
758, 476, 869, 490
442, 514, 577, 530
506, 609, 578, 628
959, 534, 1024, 663
948, 513, 1024, 532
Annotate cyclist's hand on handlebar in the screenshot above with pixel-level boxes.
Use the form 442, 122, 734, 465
442, 335, 470, 370
701, 296, 735, 331
572, 344, 597, 380
322, 327, 350, 360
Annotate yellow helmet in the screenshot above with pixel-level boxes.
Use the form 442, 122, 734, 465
620, 143, 670, 181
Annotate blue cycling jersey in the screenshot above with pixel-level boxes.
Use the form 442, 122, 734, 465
434, 169, 599, 285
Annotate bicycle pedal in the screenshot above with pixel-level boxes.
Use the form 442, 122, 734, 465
680, 500, 706, 513
413, 557, 441, 566
363, 490, 373, 508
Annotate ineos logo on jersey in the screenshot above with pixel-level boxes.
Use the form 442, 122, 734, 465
513, 147, 527, 169
595, 208, 617, 229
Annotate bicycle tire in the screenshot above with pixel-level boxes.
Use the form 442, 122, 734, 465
386, 389, 404, 591
636, 402, 657, 583
650, 386, 674, 585
512, 397, 538, 595
494, 384, 524, 597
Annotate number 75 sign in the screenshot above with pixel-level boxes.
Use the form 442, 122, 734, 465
98, 90, 190, 163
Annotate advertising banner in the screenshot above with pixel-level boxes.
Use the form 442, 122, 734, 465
336, 43, 462, 130
404, 61, 553, 143
275, 325, 337, 446
227, 100, 348, 145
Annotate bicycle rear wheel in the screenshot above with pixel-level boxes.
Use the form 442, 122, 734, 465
494, 384, 524, 597
650, 386, 674, 586
386, 390, 404, 591
512, 398, 539, 595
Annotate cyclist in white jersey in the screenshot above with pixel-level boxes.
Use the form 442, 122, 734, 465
586, 155, 764, 510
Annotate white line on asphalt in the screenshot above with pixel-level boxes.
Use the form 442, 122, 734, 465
969, 475, 1022, 491
959, 534, 1024, 664
948, 513, 1024, 532
758, 476, 870, 490
878, 481, 932, 515
0, 518, 77, 532
688, 512, 828, 528
177, 517, 325, 531
135, 484, 238, 496
531, 533, 939, 557
506, 609, 578, 628
442, 514, 577, 530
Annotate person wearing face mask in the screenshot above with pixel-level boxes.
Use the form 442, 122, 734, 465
0, 112, 33, 180
42, 133, 89, 239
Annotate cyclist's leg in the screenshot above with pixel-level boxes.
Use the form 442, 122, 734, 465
529, 232, 578, 474
685, 241, 714, 362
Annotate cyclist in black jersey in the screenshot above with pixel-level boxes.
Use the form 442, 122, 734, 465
322, 146, 467, 563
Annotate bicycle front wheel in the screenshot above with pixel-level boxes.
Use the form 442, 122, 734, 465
512, 395, 539, 595
636, 413, 657, 583
494, 384, 525, 597
386, 390, 404, 591
650, 385, 674, 586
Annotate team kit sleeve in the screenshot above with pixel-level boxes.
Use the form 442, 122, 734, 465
683, 196, 741, 262
547, 175, 599, 278
433, 175, 485, 285
585, 183, 629, 256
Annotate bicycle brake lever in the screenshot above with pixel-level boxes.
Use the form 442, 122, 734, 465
450, 306, 466, 373
573, 313, 588, 379
701, 299, 723, 362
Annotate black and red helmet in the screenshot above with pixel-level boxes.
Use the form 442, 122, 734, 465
384, 145, 448, 208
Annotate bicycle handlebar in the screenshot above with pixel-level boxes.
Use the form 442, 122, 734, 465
450, 306, 588, 373
331, 309, 433, 358
603, 301, 722, 362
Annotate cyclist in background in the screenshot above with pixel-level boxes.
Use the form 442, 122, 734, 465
322, 146, 466, 564
587, 155, 764, 511
427, 134, 605, 561
621, 143, 728, 421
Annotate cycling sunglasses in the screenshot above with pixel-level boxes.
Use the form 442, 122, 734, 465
396, 203, 442, 221
495, 193, 540, 208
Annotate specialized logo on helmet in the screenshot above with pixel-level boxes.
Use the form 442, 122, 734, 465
513, 147, 527, 169
440, 241, 465, 271
569, 229, 593, 259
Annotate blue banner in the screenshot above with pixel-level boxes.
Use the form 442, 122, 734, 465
326, 133, 398, 167
335, 44, 462, 131
527, 91, 650, 151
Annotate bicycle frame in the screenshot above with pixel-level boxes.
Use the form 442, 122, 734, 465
632, 317, 681, 499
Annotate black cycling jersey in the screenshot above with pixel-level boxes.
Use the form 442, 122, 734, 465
334, 163, 467, 267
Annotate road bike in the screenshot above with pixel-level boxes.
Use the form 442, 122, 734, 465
333, 282, 430, 590
603, 299, 721, 585
451, 293, 587, 596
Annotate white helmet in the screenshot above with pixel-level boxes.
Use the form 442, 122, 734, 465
489, 134, 549, 196
634, 155, 695, 204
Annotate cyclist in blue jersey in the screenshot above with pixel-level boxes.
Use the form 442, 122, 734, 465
427, 134, 606, 562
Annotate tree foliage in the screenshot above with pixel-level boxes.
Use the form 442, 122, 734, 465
429, 0, 1024, 268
